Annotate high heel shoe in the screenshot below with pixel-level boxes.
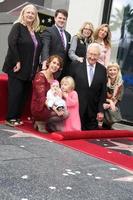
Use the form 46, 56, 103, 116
33, 121, 48, 133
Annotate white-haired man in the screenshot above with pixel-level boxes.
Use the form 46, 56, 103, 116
69, 43, 107, 130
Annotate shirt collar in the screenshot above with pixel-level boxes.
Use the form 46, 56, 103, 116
55, 24, 64, 32
86, 60, 96, 68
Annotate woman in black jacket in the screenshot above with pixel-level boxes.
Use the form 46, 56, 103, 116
3, 4, 42, 126
68, 22, 94, 63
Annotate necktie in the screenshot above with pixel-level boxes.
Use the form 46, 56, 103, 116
89, 66, 94, 85
60, 29, 65, 49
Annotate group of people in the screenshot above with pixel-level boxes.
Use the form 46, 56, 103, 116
2, 4, 124, 133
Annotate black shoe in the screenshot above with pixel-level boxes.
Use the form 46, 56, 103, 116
5, 119, 20, 127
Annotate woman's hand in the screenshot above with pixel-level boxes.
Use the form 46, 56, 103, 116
52, 105, 64, 116
77, 57, 84, 63
103, 103, 110, 110
13, 62, 21, 72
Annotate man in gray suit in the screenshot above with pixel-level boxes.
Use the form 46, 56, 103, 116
41, 9, 71, 78
69, 43, 107, 130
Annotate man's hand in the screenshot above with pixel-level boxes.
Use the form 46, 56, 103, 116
97, 112, 104, 122
13, 62, 21, 72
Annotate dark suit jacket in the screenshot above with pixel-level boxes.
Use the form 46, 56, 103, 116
41, 25, 71, 63
3, 23, 42, 81
70, 59, 107, 120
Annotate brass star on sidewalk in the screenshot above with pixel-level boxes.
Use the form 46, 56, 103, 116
2, 128, 51, 141
107, 139, 133, 153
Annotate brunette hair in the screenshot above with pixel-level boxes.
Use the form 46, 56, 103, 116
14, 4, 40, 31
94, 24, 111, 48
46, 55, 63, 70
55, 9, 68, 18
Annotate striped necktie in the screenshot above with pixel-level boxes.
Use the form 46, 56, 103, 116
60, 29, 65, 49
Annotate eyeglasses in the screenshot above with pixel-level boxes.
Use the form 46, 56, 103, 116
83, 28, 92, 32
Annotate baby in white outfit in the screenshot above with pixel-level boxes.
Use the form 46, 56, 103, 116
46, 80, 66, 111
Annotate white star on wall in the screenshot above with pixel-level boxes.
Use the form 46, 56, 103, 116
48, 18, 52, 23
41, 19, 45, 24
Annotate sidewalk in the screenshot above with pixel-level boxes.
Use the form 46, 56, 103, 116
0, 123, 133, 200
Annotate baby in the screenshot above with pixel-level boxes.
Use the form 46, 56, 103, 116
46, 80, 66, 111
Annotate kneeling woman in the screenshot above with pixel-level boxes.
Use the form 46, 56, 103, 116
31, 55, 67, 133
103, 62, 124, 128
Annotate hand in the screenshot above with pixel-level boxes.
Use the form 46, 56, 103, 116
103, 103, 110, 110
52, 105, 64, 116
42, 60, 47, 69
54, 108, 65, 116
109, 100, 116, 112
97, 112, 104, 122
13, 62, 21, 72
77, 57, 84, 63
62, 92, 68, 99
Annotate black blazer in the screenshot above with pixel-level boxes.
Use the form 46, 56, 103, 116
3, 23, 42, 80
70, 59, 107, 118
41, 25, 71, 63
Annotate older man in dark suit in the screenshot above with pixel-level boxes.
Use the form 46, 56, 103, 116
69, 43, 107, 130
41, 9, 71, 78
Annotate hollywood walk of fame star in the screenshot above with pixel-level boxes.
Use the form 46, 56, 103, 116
2, 128, 51, 141
107, 139, 133, 153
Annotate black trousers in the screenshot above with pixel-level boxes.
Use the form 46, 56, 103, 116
7, 76, 32, 120
80, 104, 98, 130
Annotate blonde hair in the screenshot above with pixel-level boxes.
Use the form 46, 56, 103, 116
77, 22, 94, 43
94, 24, 111, 48
61, 76, 75, 91
107, 62, 123, 87
14, 4, 40, 31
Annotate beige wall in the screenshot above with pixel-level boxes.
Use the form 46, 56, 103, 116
66, 0, 105, 36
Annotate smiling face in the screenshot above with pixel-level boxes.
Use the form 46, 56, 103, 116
108, 66, 119, 80
82, 24, 93, 38
54, 12, 67, 28
49, 57, 61, 73
87, 46, 100, 65
98, 26, 108, 40
23, 5, 36, 25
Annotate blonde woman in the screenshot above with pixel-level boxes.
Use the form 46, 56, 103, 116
94, 24, 111, 67
68, 22, 94, 62
3, 4, 42, 127
103, 62, 123, 128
